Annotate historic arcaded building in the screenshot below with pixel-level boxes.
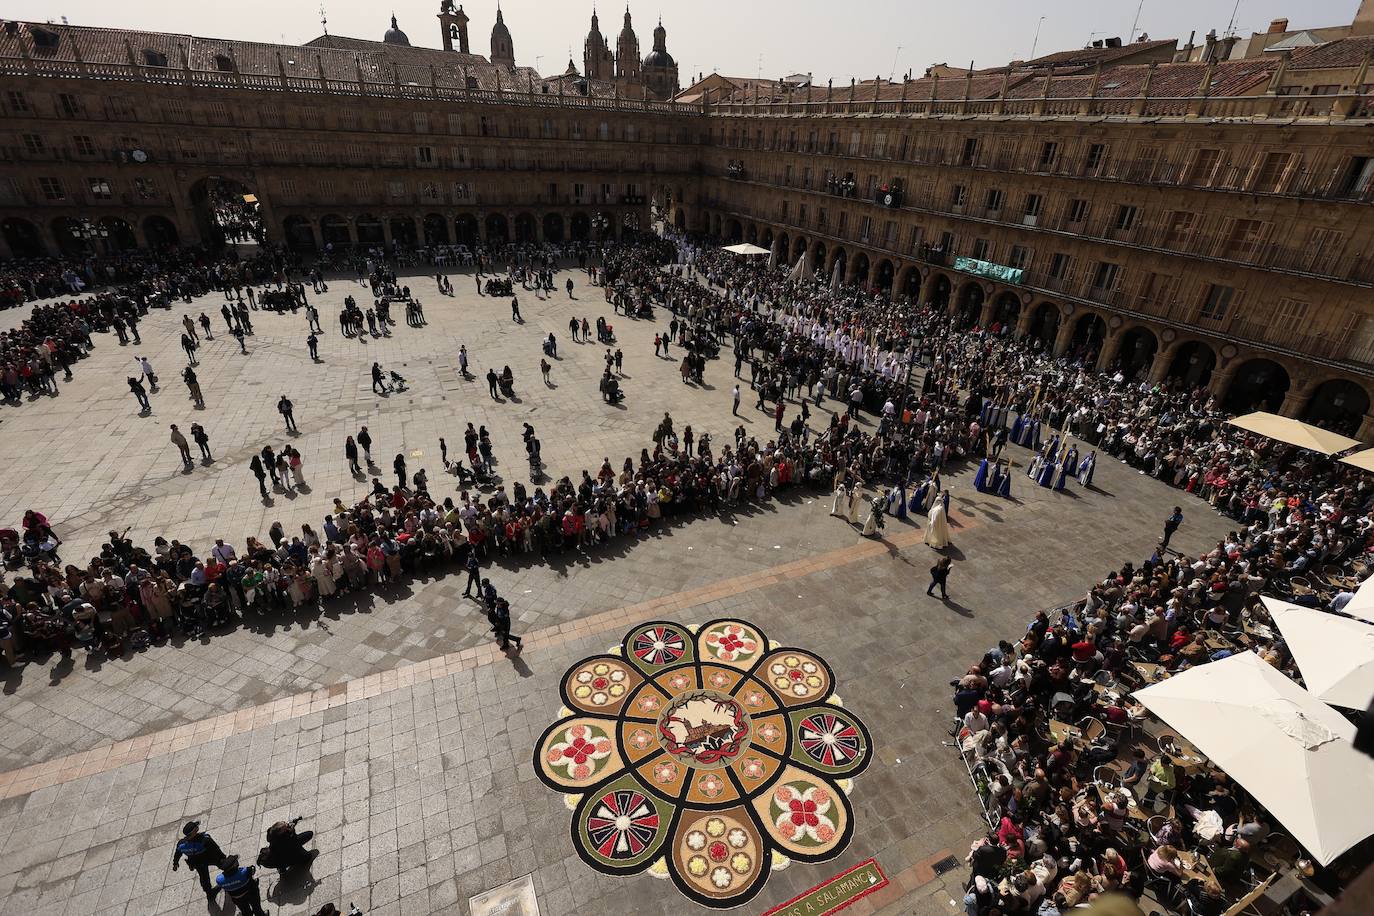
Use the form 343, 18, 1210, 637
1, 4, 1373, 433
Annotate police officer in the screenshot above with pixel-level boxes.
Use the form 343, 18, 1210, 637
216, 855, 269, 916
172, 820, 225, 901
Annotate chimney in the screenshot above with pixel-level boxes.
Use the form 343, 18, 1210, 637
1105, 36, 1122, 48
1267, 18, 1289, 34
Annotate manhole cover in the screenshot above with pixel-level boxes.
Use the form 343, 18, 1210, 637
931, 855, 961, 876
469, 873, 540, 916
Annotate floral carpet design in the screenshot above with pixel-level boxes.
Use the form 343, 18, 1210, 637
533, 619, 873, 909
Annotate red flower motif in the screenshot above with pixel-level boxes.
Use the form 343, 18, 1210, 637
561, 736, 597, 765
708, 841, 729, 862
718, 633, 745, 654
789, 799, 820, 828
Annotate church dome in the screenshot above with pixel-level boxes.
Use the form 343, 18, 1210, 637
644, 49, 675, 68
383, 15, 410, 45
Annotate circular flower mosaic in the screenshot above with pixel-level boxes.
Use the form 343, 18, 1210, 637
533, 619, 872, 909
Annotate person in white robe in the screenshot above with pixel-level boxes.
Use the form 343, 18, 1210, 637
923, 498, 951, 548
831, 482, 849, 517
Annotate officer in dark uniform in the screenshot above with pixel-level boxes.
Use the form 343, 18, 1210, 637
172, 820, 225, 901
216, 855, 269, 916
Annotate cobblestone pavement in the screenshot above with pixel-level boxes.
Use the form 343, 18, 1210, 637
0, 267, 1230, 915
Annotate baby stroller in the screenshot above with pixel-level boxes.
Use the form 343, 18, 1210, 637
498, 373, 516, 399
0, 528, 22, 569
389, 370, 408, 393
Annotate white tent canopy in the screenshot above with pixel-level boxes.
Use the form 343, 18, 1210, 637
1335, 574, 1374, 626
721, 242, 769, 256
1225, 411, 1361, 456
1134, 652, 1374, 865
1263, 597, 1374, 709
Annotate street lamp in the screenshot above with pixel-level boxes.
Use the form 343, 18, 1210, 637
73, 217, 109, 253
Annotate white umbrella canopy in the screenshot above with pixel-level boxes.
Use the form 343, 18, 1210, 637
1264, 597, 1374, 709
1225, 411, 1361, 456
721, 243, 769, 256
1337, 574, 1374, 626
1134, 652, 1374, 866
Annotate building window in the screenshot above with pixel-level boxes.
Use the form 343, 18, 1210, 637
960, 137, 978, 165
142, 49, 169, 67
6, 91, 30, 113
984, 189, 1004, 213
214, 54, 235, 72
1252, 151, 1292, 193
58, 93, 81, 117
1199, 284, 1234, 322
1163, 211, 1197, 247
1067, 199, 1089, 224
277, 179, 296, 197
950, 184, 967, 208
1186, 148, 1221, 185
798, 204, 808, 225
134, 177, 156, 199
907, 225, 923, 253
1225, 218, 1269, 259
412, 112, 430, 133
1038, 141, 1058, 169
1008, 246, 1028, 269
1048, 252, 1071, 280
780, 200, 790, 220
838, 212, 848, 236
848, 131, 862, 156
30, 27, 60, 49
859, 216, 872, 241
573, 183, 585, 201
415, 145, 434, 165
1023, 194, 1043, 219
971, 238, 990, 260
1272, 298, 1309, 335
872, 132, 887, 158
38, 177, 65, 200
817, 207, 828, 229
21, 133, 45, 154
1090, 262, 1118, 291
1114, 205, 1137, 231
1085, 143, 1106, 173
87, 177, 113, 200
884, 220, 897, 245
598, 122, 609, 140
388, 181, 406, 199
421, 182, 439, 201
73, 135, 96, 156
453, 182, 470, 199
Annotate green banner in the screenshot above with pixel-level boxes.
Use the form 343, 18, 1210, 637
954, 257, 1023, 285
761, 858, 889, 916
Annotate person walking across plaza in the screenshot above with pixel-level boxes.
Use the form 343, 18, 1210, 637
172, 821, 225, 903
458, 344, 471, 379
215, 856, 269, 916
927, 556, 952, 599
358, 426, 373, 466
462, 549, 481, 598
307, 331, 320, 362
732, 383, 741, 416
190, 423, 212, 461
493, 596, 522, 651
137, 356, 159, 392
1161, 506, 1184, 550
128, 375, 151, 412
277, 395, 297, 432
182, 365, 204, 408
345, 436, 362, 476
511, 296, 522, 323
249, 454, 268, 498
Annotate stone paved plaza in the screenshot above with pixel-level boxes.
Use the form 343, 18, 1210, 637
0, 267, 1231, 916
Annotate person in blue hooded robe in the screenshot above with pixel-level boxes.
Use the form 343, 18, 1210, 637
1010, 415, 1025, 446
909, 479, 929, 514
1078, 451, 1096, 487
972, 458, 990, 492
941, 490, 951, 514
1054, 457, 1070, 490
894, 483, 909, 520
996, 461, 1012, 498
1063, 444, 1080, 480
1037, 454, 1057, 488
1032, 419, 1043, 450
987, 462, 1003, 496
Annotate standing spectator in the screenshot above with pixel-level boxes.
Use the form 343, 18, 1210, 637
128, 376, 151, 412
190, 423, 212, 460
927, 556, 952, 599
277, 395, 297, 432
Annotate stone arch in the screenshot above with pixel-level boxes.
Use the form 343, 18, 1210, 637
188, 175, 263, 247
745, 223, 759, 244
1028, 302, 1061, 346
283, 215, 317, 251
423, 213, 450, 246
898, 264, 921, 300
927, 272, 953, 309
51, 218, 87, 257
143, 215, 179, 248
485, 212, 509, 244
851, 251, 870, 286
1224, 358, 1290, 413
1302, 378, 1369, 435
455, 214, 479, 246
761, 228, 774, 250
673, 208, 686, 230
388, 216, 417, 247
355, 213, 384, 247
791, 235, 808, 263
1070, 312, 1108, 362
828, 247, 848, 283
514, 212, 537, 243
543, 212, 565, 243
711, 213, 722, 237
570, 212, 591, 242
812, 241, 828, 273
726, 218, 743, 241
956, 281, 984, 328
1165, 340, 1216, 388
1116, 326, 1159, 380
875, 258, 895, 290
991, 291, 1021, 331
1, 217, 44, 258
96, 216, 137, 252
320, 213, 351, 247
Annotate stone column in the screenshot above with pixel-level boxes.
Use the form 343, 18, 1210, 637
381, 217, 394, 249
345, 217, 359, 247
1148, 347, 1174, 384
978, 295, 996, 329
1207, 364, 1238, 404
1356, 412, 1374, 444
307, 218, 322, 251
0, 231, 13, 261
1052, 316, 1075, 357
1279, 380, 1316, 419
1015, 307, 1035, 338
1095, 330, 1125, 373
